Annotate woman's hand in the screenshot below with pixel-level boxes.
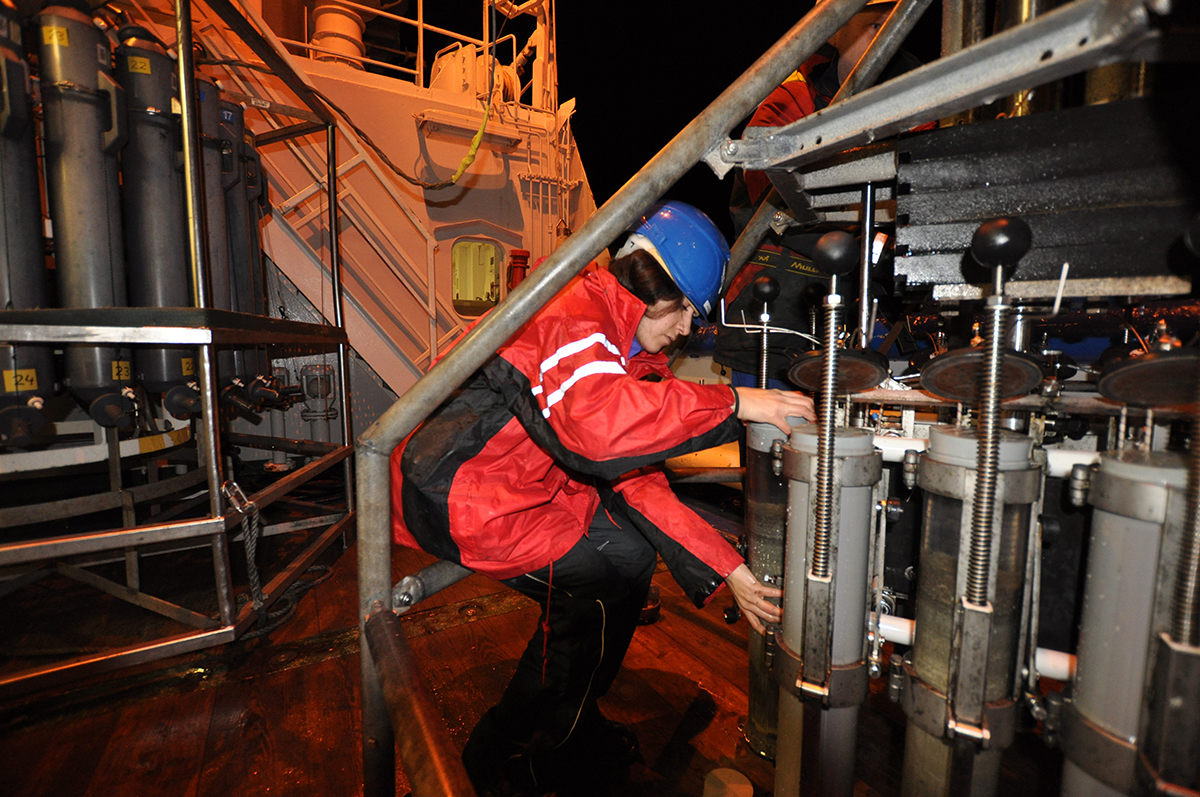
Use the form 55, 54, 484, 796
733, 387, 816, 436
725, 563, 782, 635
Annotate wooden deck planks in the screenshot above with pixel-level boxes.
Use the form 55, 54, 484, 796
83, 687, 216, 797
0, 706, 124, 797
195, 655, 318, 797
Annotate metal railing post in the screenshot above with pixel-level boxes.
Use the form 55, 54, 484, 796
327, 124, 355, 513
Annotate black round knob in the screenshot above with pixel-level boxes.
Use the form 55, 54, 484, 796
970, 217, 1032, 268
800, 282, 829, 308
752, 275, 780, 305
812, 231, 859, 277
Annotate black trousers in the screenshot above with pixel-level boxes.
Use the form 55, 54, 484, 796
486, 507, 657, 754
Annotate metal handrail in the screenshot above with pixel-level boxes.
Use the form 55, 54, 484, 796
355, 2, 870, 794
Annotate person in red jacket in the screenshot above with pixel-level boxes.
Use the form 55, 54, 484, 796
716, 0, 925, 386
391, 201, 814, 795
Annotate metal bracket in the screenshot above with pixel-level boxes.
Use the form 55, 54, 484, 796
702, 139, 737, 181
947, 598, 995, 731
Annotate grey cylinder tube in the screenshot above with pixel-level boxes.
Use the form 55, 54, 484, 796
117, 30, 193, 394
37, 6, 133, 409
0, 11, 55, 440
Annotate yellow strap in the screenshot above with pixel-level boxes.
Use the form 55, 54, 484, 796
450, 105, 491, 184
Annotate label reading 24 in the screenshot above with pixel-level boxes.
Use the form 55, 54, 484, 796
3, 369, 38, 393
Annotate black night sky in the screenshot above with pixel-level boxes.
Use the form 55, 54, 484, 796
554, 2, 943, 242
554, 2, 815, 240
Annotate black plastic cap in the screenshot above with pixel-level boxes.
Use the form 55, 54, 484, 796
970, 217, 1032, 268
751, 275, 780, 305
813, 231, 859, 276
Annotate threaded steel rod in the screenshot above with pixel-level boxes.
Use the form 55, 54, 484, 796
1170, 371, 1200, 645
813, 294, 843, 579
759, 308, 770, 389
967, 295, 1009, 605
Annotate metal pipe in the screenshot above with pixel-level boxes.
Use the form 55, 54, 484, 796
1171, 379, 1200, 645
175, 0, 222, 521
177, 1, 208, 313
393, 560, 473, 612
211, 531, 236, 627
227, 432, 340, 456
858, 185, 875, 350
364, 604, 478, 797
968, 283, 1009, 605
359, 446, 396, 797
874, 614, 1075, 681
356, 3, 868, 792
722, 188, 787, 296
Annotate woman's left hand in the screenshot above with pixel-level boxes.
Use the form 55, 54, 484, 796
733, 388, 816, 435
725, 563, 783, 635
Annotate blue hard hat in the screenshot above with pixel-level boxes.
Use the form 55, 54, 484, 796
615, 201, 729, 317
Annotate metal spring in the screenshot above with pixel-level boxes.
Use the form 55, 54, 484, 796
967, 300, 1009, 605
1170, 369, 1200, 645
812, 297, 842, 579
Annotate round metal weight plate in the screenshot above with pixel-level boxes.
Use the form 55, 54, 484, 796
918, 347, 1044, 403
787, 348, 891, 393
1098, 349, 1200, 407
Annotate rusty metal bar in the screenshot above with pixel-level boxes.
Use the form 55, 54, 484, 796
364, 604, 479, 797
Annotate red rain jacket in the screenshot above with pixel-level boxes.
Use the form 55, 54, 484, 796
391, 265, 746, 605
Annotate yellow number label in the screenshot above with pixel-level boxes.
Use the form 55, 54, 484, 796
112, 360, 132, 381
180, 357, 195, 376
3, 369, 38, 393
127, 55, 152, 75
42, 26, 69, 47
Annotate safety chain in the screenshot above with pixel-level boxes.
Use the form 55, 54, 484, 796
223, 481, 264, 611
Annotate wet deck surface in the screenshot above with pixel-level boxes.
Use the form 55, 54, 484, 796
0, 508, 1063, 796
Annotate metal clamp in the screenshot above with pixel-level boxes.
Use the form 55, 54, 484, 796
773, 632, 869, 709
781, 446, 883, 488
1059, 698, 1137, 794
221, 480, 253, 516
898, 659, 1016, 750
1137, 633, 1200, 794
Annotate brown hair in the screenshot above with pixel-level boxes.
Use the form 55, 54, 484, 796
608, 249, 684, 318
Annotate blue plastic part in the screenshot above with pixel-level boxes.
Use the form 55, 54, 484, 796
627, 201, 729, 317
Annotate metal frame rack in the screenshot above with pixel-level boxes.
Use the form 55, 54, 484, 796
0, 0, 354, 697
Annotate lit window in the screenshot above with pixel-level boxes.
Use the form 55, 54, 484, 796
451, 239, 501, 317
